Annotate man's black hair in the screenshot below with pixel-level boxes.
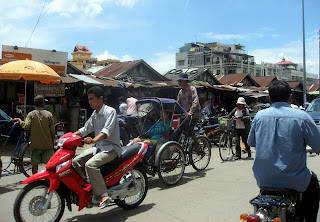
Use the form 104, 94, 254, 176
34, 100, 44, 107
87, 86, 105, 99
268, 80, 291, 103
118, 96, 125, 102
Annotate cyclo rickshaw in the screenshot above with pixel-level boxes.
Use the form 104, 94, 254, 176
131, 98, 211, 186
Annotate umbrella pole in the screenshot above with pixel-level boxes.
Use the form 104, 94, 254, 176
24, 80, 27, 116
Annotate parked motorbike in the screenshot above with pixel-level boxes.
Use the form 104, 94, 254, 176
197, 109, 228, 146
240, 188, 303, 222
14, 132, 149, 222
54, 122, 65, 149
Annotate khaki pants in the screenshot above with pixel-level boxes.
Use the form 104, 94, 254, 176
72, 148, 117, 196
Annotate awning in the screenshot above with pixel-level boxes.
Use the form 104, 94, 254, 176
238, 92, 269, 98
69, 74, 103, 85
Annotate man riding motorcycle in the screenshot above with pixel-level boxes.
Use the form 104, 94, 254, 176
72, 86, 122, 209
248, 80, 320, 221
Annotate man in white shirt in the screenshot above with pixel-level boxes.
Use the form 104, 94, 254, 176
72, 86, 121, 209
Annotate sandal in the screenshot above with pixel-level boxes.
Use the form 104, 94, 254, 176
99, 196, 112, 209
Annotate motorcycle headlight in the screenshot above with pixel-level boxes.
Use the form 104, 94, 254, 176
56, 160, 70, 172
57, 137, 70, 147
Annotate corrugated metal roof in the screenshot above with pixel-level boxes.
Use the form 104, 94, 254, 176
252, 76, 277, 87
216, 73, 259, 87
307, 84, 319, 92
61, 75, 82, 84
287, 81, 302, 88
69, 74, 103, 85
95, 60, 142, 79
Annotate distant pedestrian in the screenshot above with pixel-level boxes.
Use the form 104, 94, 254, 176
118, 97, 127, 119
126, 96, 138, 116
228, 97, 251, 159
10, 95, 55, 174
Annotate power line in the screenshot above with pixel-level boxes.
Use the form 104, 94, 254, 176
25, 0, 47, 47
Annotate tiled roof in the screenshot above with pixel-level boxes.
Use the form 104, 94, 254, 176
275, 61, 296, 65
252, 76, 277, 87
71, 45, 92, 55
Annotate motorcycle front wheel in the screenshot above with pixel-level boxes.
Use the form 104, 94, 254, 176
116, 166, 148, 210
13, 180, 65, 222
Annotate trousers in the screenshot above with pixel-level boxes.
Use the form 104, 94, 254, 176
235, 128, 250, 158
298, 172, 320, 222
72, 148, 117, 196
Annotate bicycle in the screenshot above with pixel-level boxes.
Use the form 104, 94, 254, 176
0, 119, 30, 177
218, 117, 236, 161
136, 98, 212, 186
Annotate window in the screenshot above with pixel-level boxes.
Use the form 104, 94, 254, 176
216, 70, 220, 74
206, 57, 211, 63
178, 60, 185, 66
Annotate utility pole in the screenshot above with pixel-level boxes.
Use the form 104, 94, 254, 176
302, 0, 307, 104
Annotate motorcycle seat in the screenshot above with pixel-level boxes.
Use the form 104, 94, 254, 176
203, 124, 219, 131
260, 187, 300, 197
99, 144, 141, 177
118, 144, 141, 163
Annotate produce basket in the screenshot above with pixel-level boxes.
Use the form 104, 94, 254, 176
218, 118, 233, 131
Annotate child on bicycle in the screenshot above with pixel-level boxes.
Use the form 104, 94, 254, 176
132, 109, 172, 147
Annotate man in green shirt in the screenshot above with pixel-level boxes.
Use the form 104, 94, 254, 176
11, 95, 55, 174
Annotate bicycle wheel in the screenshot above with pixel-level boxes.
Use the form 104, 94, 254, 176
157, 143, 185, 186
19, 143, 32, 177
19, 143, 46, 177
219, 133, 233, 161
190, 136, 211, 171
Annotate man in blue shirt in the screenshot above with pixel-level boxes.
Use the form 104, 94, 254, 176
248, 80, 320, 221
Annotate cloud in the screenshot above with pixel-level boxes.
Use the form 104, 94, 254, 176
249, 34, 319, 74
116, 0, 139, 8
95, 50, 133, 62
201, 32, 268, 41
148, 52, 176, 75
203, 32, 247, 40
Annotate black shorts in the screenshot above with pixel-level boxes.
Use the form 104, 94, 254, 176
181, 117, 199, 137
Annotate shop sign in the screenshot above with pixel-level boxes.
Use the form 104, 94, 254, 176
1, 51, 32, 64
34, 82, 65, 97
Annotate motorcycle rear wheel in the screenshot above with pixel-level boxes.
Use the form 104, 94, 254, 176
116, 166, 148, 210
13, 180, 65, 222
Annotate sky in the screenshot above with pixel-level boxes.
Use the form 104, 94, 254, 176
0, 0, 319, 75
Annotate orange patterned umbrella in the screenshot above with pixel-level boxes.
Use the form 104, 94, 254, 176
0, 59, 61, 84
0, 59, 62, 114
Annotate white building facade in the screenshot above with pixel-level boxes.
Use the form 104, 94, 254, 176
176, 42, 317, 84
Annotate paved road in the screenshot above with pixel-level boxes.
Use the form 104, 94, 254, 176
0, 145, 319, 222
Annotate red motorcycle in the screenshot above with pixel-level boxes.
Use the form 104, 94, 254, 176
13, 132, 149, 222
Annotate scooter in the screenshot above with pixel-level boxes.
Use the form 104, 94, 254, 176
240, 148, 319, 222
13, 132, 149, 222
240, 188, 303, 222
